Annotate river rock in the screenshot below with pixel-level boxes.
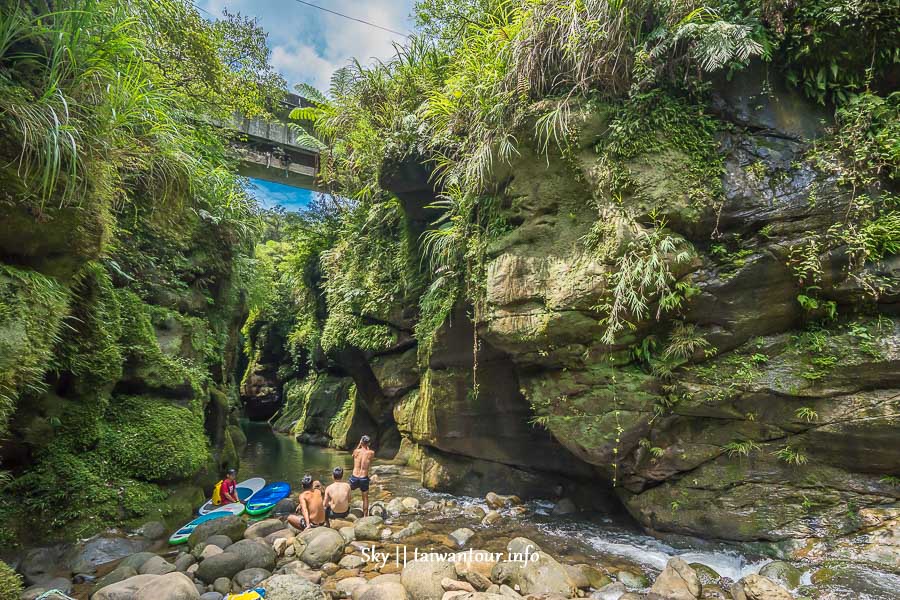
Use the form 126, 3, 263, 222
648, 557, 700, 599
295, 526, 346, 567
730, 574, 793, 600
356, 581, 410, 600
340, 526, 357, 542
616, 570, 649, 589
465, 570, 492, 591
505, 538, 540, 558
550, 499, 577, 516
205, 535, 234, 550
266, 529, 295, 545
387, 498, 406, 515
68, 536, 151, 574
22, 578, 72, 600
758, 561, 802, 589
688, 564, 721, 587
371, 574, 403, 585
273, 498, 298, 517
452, 550, 497, 580
590, 582, 626, 600
21, 546, 70, 586
213, 577, 232, 595
278, 560, 321, 582
225, 539, 277, 571
200, 594, 224, 600
139, 521, 168, 541
449, 528, 475, 548
134, 572, 199, 600
93, 565, 139, 592
341, 554, 367, 570
245, 518, 286, 539
700, 584, 728, 599
261, 574, 328, 600
481, 511, 501, 526
464, 506, 486, 520
392, 521, 424, 541
491, 553, 574, 597
200, 544, 224, 560
402, 559, 457, 600
338, 576, 370, 597
355, 516, 385, 541
175, 553, 197, 572
372, 465, 401, 475
401, 497, 420, 512
92, 574, 161, 600
564, 565, 591, 589
234, 567, 272, 589
498, 585, 521, 599
443, 578, 476, 593
485, 493, 521, 509
196, 552, 246, 583
188, 516, 246, 548
139, 555, 176, 576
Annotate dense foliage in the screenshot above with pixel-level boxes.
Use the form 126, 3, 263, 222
0, 0, 280, 541
273, 0, 896, 374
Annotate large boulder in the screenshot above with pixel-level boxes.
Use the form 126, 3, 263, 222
261, 574, 328, 600
195, 553, 246, 584
20, 546, 70, 586
730, 574, 794, 600
225, 539, 277, 571
648, 558, 700, 600
490, 553, 575, 597
134, 572, 199, 600
119, 552, 158, 572
245, 518, 286, 540
68, 536, 151, 574
402, 559, 457, 600
92, 574, 161, 600
758, 562, 802, 590
188, 516, 246, 548
295, 527, 346, 568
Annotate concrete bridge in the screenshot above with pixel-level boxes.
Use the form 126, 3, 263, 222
229, 92, 320, 191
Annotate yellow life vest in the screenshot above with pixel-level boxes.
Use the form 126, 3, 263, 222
211, 480, 224, 505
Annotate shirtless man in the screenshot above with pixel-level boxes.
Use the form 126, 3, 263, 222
349, 435, 375, 516
324, 467, 351, 521
287, 475, 325, 531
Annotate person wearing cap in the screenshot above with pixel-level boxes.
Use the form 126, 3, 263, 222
288, 474, 326, 530
350, 435, 375, 516
221, 468, 240, 504
324, 466, 351, 520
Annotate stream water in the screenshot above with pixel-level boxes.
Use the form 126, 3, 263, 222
236, 420, 900, 600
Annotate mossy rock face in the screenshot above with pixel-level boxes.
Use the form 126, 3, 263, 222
102, 396, 210, 482
0, 265, 70, 433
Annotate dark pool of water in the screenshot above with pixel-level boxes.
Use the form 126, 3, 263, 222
237, 419, 355, 489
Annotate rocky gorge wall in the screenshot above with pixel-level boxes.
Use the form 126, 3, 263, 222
249, 66, 897, 568
0, 195, 248, 545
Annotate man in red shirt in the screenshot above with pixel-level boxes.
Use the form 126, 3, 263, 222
221, 468, 240, 504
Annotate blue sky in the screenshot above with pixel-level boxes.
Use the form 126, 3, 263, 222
199, 1, 416, 211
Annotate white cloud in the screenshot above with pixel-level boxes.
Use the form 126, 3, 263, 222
200, 0, 415, 91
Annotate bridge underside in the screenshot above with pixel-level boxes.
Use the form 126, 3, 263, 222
233, 144, 321, 191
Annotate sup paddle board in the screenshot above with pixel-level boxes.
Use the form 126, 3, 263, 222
169, 503, 244, 545
244, 481, 291, 516
198, 477, 266, 515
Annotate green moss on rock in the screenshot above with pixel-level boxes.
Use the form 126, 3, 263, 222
102, 396, 209, 481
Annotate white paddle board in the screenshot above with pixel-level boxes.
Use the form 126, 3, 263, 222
198, 477, 265, 515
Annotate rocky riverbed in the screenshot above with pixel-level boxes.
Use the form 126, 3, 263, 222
14, 464, 898, 600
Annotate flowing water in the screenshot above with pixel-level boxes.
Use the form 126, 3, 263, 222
237, 421, 899, 600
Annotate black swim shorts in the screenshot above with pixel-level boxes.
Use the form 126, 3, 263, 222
348, 475, 370, 492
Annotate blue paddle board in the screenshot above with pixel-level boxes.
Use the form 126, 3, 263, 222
198, 477, 266, 515
169, 503, 244, 545
245, 481, 291, 515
